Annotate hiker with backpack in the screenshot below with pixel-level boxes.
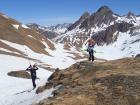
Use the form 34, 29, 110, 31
26, 64, 38, 89
85, 36, 96, 62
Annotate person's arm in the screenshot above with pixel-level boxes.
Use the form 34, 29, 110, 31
26, 65, 31, 71
26, 67, 30, 71
33, 65, 38, 70
35, 67, 38, 70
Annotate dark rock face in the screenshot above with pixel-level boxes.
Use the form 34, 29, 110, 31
27, 23, 59, 39
7, 70, 31, 79
92, 22, 133, 45
135, 54, 140, 58
71, 6, 117, 29
27, 23, 44, 33
36, 82, 54, 94
67, 12, 90, 31
42, 31, 58, 39
127, 12, 135, 18
47, 68, 61, 81
36, 68, 64, 94
79, 17, 90, 29
48, 23, 72, 31
89, 6, 115, 27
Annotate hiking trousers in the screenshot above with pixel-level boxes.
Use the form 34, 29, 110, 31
88, 46, 94, 62
31, 76, 36, 88
89, 49, 94, 61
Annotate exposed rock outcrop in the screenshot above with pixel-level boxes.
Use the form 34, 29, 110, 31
135, 54, 140, 58
35, 58, 140, 105
7, 70, 31, 79
93, 22, 133, 45
68, 12, 90, 31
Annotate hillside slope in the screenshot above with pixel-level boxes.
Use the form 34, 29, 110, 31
35, 57, 140, 105
0, 12, 56, 58
0, 13, 86, 105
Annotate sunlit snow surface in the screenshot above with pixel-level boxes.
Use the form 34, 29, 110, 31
94, 31, 140, 60
12, 24, 19, 30
0, 39, 85, 105
0, 55, 53, 105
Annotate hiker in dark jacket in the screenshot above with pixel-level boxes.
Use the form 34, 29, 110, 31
85, 36, 96, 62
26, 64, 38, 89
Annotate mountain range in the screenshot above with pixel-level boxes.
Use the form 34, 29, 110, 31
53, 6, 140, 59
27, 23, 71, 39
0, 5, 140, 105
24, 6, 140, 60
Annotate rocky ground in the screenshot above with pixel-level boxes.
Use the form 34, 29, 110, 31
33, 57, 140, 105
7, 70, 31, 79
7, 57, 140, 105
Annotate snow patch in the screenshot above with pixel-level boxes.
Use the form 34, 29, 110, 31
94, 31, 140, 60
12, 24, 19, 30
2, 14, 9, 19
22, 24, 29, 29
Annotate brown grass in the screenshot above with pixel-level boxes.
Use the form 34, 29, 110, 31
35, 58, 140, 105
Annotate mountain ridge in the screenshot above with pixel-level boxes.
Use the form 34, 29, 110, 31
54, 5, 140, 59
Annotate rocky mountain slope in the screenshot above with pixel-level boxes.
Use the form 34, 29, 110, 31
54, 6, 140, 59
0, 12, 86, 105
0, 13, 85, 68
0, 12, 56, 58
27, 23, 59, 39
48, 23, 72, 34
27, 23, 71, 39
35, 57, 140, 105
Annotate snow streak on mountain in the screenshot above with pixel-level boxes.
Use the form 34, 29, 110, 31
0, 13, 85, 105
27, 23, 72, 39
54, 6, 140, 60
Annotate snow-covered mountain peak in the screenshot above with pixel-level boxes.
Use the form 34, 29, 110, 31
47, 23, 72, 34
54, 6, 140, 59
27, 23, 72, 39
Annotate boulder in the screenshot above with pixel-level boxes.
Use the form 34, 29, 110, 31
135, 54, 140, 58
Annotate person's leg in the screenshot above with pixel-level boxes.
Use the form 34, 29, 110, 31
91, 50, 94, 62
89, 48, 93, 61
89, 47, 93, 61
32, 77, 36, 88
88, 51, 91, 61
